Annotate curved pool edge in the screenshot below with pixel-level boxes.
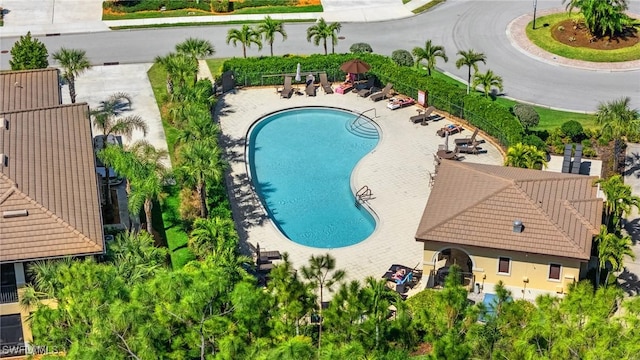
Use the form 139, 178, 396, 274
244, 106, 382, 249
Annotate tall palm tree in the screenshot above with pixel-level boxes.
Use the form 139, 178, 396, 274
175, 112, 220, 147
176, 140, 226, 218
472, 69, 504, 98
125, 141, 170, 235
306, 18, 342, 55
188, 217, 238, 260
257, 16, 287, 56
504, 143, 548, 169
300, 254, 346, 357
595, 174, 640, 230
455, 49, 487, 95
363, 277, 398, 350
52, 48, 91, 103
412, 40, 448, 76
226, 25, 262, 58
175, 37, 215, 84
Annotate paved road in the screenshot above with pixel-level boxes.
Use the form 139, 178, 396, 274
0, 0, 638, 112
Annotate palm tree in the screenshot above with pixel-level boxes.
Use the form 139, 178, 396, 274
595, 174, 640, 230
188, 217, 238, 260
412, 40, 448, 76
306, 18, 342, 55
595, 225, 635, 286
175, 112, 220, 147
52, 48, 91, 103
504, 143, 548, 169
125, 141, 170, 235
257, 16, 287, 56
175, 38, 215, 84
363, 276, 398, 350
226, 25, 262, 58
92, 93, 148, 148
107, 231, 168, 282
472, 69, 504, 98
176, 140, 226, 218
596, 97, 640, 141
455, 49, 487, 94
154, 53, 198, 93
300, 254, 346, 357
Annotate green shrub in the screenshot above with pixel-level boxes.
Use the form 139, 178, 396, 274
523, 134, 547, 151
463, 95, 523, 146
561, 120, 584, 142
350, 42, 373, 54
104, 0, 211, 13
232, 0, 295, 10
210, 0, 230, 12
512, 103, 539, 130
391, 49, 414, 67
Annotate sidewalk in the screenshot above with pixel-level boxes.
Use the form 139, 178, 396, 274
0, 0, 429, 37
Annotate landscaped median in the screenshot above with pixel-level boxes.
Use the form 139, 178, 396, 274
103, 0, 323, 21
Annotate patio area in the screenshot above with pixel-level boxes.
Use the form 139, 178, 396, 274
216, 86, 504, 287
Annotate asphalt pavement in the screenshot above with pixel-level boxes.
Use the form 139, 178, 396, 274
0, 0, 639, 112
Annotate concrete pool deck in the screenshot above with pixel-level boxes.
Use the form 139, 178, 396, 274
217, 86, 504, 288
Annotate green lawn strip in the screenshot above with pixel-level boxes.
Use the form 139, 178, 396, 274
495, 97, 597, 131
412, 0, 446, 14
110, 18, 315, 30
205, 58, 228, 79
147, 63, 194, 267
526, 13, 640, 62
103, 5, 322, 20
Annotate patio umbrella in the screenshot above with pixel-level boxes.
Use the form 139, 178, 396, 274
295, 63, 301, 82
444, 132, 449, 152
340, 59, 371, 74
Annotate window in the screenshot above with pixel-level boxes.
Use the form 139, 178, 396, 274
549, 264, 562, 280
498, 257, 511, 275
0, 314, 25, 357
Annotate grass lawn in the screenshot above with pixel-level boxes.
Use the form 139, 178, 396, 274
147, 63, 195, 269
206, 58, 228, 79
103, 5, 322, 20
526, 13, 640, 62
412, 0, 446, 14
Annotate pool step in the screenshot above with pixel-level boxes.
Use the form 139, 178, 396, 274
346, 118, 378, 139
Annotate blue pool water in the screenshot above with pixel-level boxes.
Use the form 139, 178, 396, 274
248, 107, 379, 248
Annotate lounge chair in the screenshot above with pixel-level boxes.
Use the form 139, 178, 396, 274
456, 142, 481, 155
305, 83, 316, 97
387, 96, 416, 110
370, 83, 393, 102
279, 76, 294, 98
436, 147, 460, 160
356, 77, 376, 97
454, 128, 479, 146
319, 73, 333, 94
436, 124, 463, 137
410, 106, 435, 124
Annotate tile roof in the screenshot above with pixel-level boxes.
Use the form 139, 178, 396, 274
0, 103, 104, 263
0, 68, 61, 112
415, 161, 602, 260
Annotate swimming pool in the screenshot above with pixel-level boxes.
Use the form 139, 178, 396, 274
247, 107, 379, 248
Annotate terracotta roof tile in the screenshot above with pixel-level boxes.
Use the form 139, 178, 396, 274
415, 161, 602, 260
0, 99, 104, 263
0, 68, 61, 112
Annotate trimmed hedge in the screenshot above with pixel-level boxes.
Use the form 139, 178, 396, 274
222, 53, 523, 147
103, 0, 210, 12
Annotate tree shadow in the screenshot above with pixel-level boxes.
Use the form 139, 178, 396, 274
622, 151, 640, 177
616, 268, 640, 296
219, 133, 245, 164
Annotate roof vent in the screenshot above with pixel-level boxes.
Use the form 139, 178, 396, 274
0, 154, 6, 167
513, 220, 524, 233
3, 209, 28, 218
1, 117, 7, 130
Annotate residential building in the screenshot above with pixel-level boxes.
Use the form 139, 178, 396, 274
415, 161, 602, 300
0, 69, 104, 358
